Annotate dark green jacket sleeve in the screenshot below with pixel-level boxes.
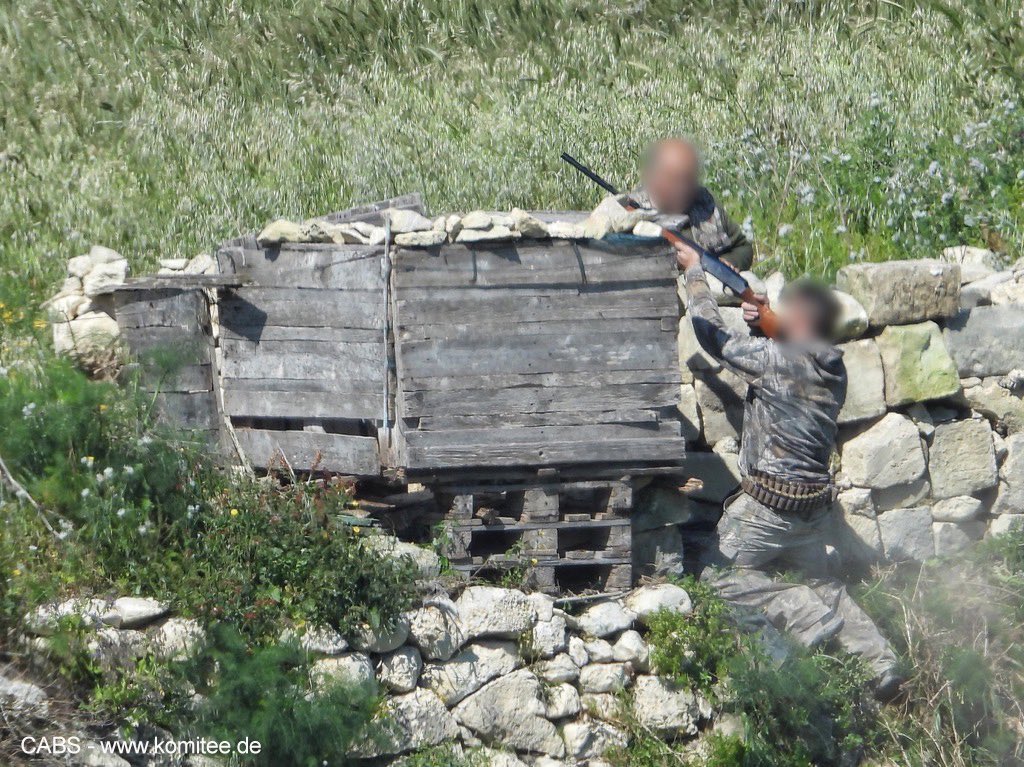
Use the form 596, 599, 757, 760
718, 208, 754, 271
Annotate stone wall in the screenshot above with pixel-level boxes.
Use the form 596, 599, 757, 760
671, 245, 1024, 569
19, 580, 709, 766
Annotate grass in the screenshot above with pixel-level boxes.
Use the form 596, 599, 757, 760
1, 0, 1023, 315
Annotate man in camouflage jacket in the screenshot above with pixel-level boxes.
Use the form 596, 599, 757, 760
629, 138, 753, 270
672, 237, 902, 699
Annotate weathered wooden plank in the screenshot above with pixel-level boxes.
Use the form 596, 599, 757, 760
218, 247, 385, 290
400, 382, 680, 417
224, 377, 384, 394
219, 350, 384, 385
235, 429, 380, 475
153, 392, 219, 431
222, 389, 381, 420
405, 422, 680, 447
120, 326, 209, 360
403, 368, 680, 393
393, 241, 670, 274
115, 290, 209, 329
136, 363, 213, 393
398, 317, 671, 342
393, 258, 673, 289
394, 287, 677, 326
219, 324, 381, 344
396, 333, 675, 377
220, 288, 383, 330
403, 436, 688, 469
415, 408, 661, 430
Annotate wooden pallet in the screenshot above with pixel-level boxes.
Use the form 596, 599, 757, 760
438, 479, 634, 593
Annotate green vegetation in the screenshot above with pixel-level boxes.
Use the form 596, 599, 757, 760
184, 626, 381, 767
1, 0, 1023, 312
647, 576, 739, 696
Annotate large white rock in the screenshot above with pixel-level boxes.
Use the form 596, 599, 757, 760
312, 652, 377, 693
694, 368, 746, 445
257, 218, 304, 245
395, 230, 447, 247
989, 514, 1024, 536
993, 433, 1024, 515
455, 586, 537, 641
535, 653, 579, 684
362, 689, 460, 757
876, 322, 960, 406
612, 629, 650, 671
378, 646, 422, 693
456, 226, 519, 243
543, 682, 581, 720
933, 521, 984, 556
963, 377, 1024, 435
567, 635, 589, 667
942, 245, 1004, 273
185, 253, 217, 274
407, 597, 465, 661
363, 535, 442, 579
81, 257, 129, 292
583, 638, 614, 663
546, 221, 585, 239
282, 624, 348, 656
991, 277, 1024, 306
511, 208, 549, 238
54, 311, 120, 356
579, 662, 632, 693
151, 618, 205, 660
931, 496, 984, 523
0, 675, 49, 716
832, 290, 869, 340
831, 488, 883, 567
960, 271, 1014, 309
944, 306, 1024, 378
460, 210, 492, 230
928, 419, 998, 499
837, 339, 886, 424
574, 600, 635, 638
24, 598, 116, 636
386, 208, 434, 233
836, 260, 960, 326
530, 614, 568, 658
632, 676, 701, 737
623, 583, 692, 623
351, 617, 410, 653
878, 508, 934, 562
561, 721, 627, 761
421, 640, 522, 706
109, 597, 168, 629
453, 670, 565, 756
841, 413, 927, 489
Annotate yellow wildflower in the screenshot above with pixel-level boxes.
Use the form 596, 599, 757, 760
352, 526, 361, 535
98, 404, 108, 412
33, 318, 48, 330
229, 508, 239, 517
12, 568, 21, 577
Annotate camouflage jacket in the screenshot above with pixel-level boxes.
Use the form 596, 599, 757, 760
628, 186, 754, 270
682, 264, 847, 485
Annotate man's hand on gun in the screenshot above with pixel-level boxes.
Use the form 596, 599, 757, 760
674, 240, 768, 332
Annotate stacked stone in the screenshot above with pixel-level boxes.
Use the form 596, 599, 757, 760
44, 245, 128, 357
307, 582, 702, 763
674, 245, 1024, 566
254, 203, 657, 249
156, 253, 217, 276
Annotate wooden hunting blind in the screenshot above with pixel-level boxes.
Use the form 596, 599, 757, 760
108, 195, 688, 591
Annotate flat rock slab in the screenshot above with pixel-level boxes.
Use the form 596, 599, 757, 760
928, 419, 998, 499
841, 413, 926, 489
836, 260, 959, 326
837, 339, 886, 424
945, 306, 1024, 377
876, 322, 960, 406
878, 507, 934, 562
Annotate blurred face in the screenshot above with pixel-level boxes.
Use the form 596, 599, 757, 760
642, 140, 701, 214
779, 296, 823, 343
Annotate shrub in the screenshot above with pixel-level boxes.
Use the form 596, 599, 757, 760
183, 625, 380, 767
646, 576, 740, 695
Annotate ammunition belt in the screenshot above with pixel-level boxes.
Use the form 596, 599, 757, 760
741, 470, 835, 516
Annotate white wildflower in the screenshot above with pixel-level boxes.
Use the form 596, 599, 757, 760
102, 466, 114, 479
912, 210, 927, 220
927, 161, 941, 177
741, 215, 755, 241
1016, 169, 1024, 180
868, 92, 883, 108
116, 508, 127, 518
21, 402, 36, 417
123, 465, 134, 476
969, 157, 986, 173
965, 215, 977, 227
778, 224, 794, 238
80, 488, 90, 498
797, 183, 815, 205
839, 153, 852, 164
835, 224, 847, 234
941, 192, 954, 205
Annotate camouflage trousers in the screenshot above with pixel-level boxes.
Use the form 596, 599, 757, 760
706, 492, 897, 677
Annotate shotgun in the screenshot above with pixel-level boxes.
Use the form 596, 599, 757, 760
560, 152, 779, 338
